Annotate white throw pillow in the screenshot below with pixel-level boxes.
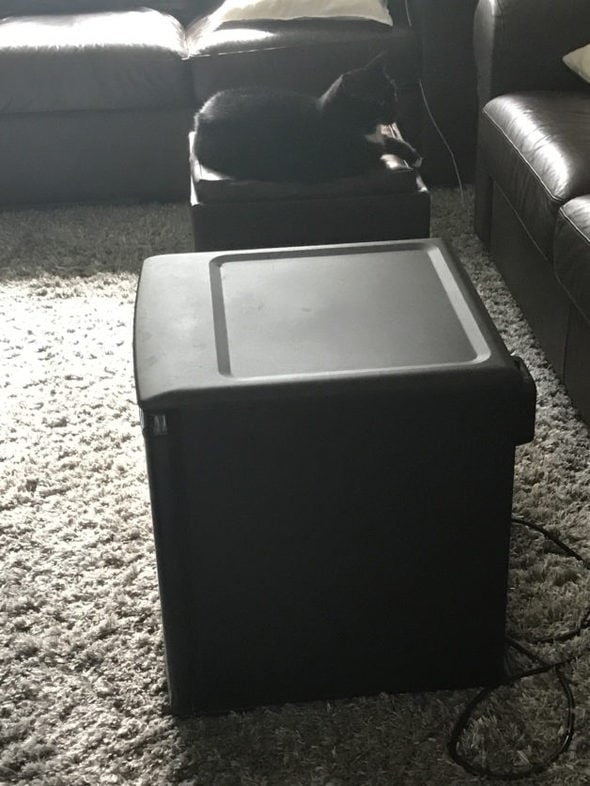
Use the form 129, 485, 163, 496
563, 43, 590, 83
209, 0, 393, 26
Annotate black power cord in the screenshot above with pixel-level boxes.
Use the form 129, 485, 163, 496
402, 0, 466, 205
447, 514, 590, 780
511, 515, 590, 645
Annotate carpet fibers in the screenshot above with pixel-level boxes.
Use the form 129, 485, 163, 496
1, 191, 590, 785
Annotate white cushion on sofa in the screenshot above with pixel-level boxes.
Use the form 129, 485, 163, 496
563, 43, 590, 83
209, 0, 393, 26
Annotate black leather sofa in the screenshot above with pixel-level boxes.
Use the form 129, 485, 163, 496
0, 0, 477, 206
0, 3, 194, 204
474, 0, 590, 425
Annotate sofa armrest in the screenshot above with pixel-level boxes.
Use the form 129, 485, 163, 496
474, 0, 590, 109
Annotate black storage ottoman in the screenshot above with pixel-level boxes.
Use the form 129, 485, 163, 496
133, 239, 536, 715
189, 131, 430, 251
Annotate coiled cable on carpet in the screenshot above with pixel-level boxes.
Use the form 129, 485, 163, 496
447, 514, 590, 780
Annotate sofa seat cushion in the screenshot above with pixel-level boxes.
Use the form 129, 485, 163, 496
0, 8, 191, 113
186, 16, 419, 103
555, 195, 590, 326
479, 92, 590, 262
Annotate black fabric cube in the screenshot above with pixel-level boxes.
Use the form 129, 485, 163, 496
134, 239, 535, 715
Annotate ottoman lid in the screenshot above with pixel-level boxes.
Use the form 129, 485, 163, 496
134, 239, 535, 441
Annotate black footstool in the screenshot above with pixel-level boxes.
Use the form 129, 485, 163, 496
189, 131, 430, 250
134, 239, 536, 715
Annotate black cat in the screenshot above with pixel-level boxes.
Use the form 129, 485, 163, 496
193, 52, 421, 183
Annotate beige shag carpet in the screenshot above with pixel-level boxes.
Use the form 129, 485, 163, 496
1, 191, 589, 785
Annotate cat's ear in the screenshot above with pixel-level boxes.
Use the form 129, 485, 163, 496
374, 51, 399, 90
364, 51, 398, 86
341, 51, 389, 88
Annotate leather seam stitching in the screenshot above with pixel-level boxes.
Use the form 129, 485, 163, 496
558, 207, 590, 247
482, 106, 563, 205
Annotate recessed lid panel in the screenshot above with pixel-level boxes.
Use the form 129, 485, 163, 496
210, 246, 489, 378
134, 241, 513, 409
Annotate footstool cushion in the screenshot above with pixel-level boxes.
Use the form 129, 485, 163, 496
190, 135, 430, 250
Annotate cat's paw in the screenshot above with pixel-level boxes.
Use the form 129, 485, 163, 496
400, 144, 422, 169
383, 136, 422, 168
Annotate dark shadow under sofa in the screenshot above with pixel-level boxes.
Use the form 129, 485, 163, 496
0, 0, 478, 207
474, 0, 590, 425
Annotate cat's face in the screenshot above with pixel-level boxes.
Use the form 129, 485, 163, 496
321, 52, 398, 130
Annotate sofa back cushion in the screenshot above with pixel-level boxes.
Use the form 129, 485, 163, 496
0, 0, 219, 23
0, 8, 192, 113
187, 15, 418, 105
